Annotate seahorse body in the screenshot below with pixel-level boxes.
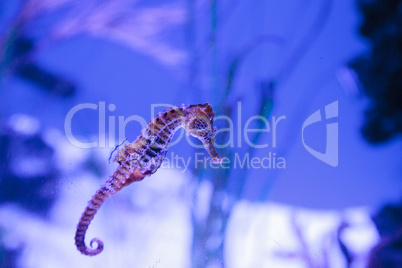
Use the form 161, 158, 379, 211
75, 103, 221, 256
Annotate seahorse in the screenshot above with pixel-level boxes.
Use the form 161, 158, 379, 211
75, 103, 221, 256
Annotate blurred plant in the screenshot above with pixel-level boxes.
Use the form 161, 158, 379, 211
367, 202, 402, 267
0, 14, 76, 97
0, 114, 58, 216
45, 0, 187, 66
273, 213, 331, 268
0, 225, 20, 268
0, 241, 19, 268
0, 0, 189, 97
350, 0, 402, 143
350, 0, 402, 266
0, 114, 57, 268
337, 222, 355, 268
190, 0, 333, 267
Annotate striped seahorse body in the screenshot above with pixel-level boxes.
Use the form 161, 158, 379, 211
75, 103, 221, 256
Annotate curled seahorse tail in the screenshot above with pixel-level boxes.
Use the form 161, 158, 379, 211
75, 165, 145, 256
75, 186, 109, 256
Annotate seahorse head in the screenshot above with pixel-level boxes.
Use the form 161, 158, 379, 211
184, 103, 222, 163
